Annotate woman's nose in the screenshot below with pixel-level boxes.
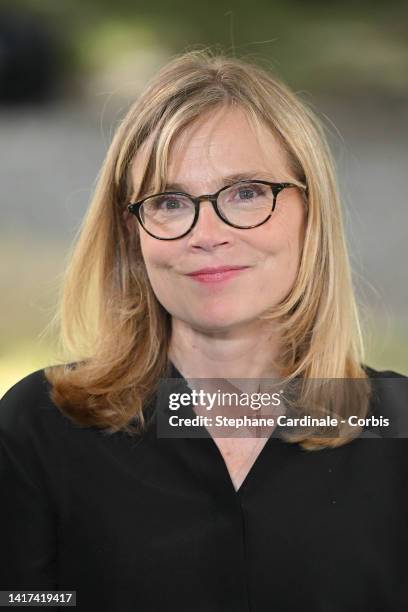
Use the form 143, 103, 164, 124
188, 199, 230, 245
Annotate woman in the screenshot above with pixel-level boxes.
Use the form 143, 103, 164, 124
1, 48, 407, 611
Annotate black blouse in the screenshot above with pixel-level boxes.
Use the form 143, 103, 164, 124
0, 361, 408, 612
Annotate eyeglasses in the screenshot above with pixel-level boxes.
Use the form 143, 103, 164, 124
127, 179, 308, 241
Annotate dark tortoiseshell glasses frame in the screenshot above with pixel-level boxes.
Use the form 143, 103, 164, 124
127, 179, 308, 241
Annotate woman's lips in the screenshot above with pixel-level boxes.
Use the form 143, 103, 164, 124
186, 267, 249, 284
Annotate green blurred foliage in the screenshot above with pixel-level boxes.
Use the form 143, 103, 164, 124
3, 0, 408, 97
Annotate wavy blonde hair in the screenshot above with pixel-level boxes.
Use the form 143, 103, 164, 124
45, 47, 371, 450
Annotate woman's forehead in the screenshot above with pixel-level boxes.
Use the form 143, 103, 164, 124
130, 105, 291, 194
169, 105, 283, 160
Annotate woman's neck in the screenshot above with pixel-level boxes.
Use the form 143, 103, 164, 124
168, 316, 281, 386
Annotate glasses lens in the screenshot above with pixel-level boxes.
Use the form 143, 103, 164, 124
140, 194, 195, 238
218, 182, 274, 227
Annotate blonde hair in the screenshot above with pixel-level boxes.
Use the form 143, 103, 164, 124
45, 47, 371, 450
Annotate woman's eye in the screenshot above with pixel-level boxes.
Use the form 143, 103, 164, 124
233, 184, 263, 201
164, 199, 180, 209
238, 188, 256, 199
155, 197, 183, 210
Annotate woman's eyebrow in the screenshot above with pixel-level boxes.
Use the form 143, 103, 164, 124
164, 171, 272, 192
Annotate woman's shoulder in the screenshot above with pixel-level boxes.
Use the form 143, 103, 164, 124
361, 363, 408, 407
0, 366, 73, 439
1, 366, 51, 409
362, 364, 407, 379
361, 364, 408, 435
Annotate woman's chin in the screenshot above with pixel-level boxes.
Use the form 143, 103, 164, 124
188, 310, 251, 334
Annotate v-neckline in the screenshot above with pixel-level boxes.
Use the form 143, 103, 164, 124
211, 434, 273, 495
161, 359, 285, 497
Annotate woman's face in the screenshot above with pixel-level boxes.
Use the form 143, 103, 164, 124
132, 105, 306, 334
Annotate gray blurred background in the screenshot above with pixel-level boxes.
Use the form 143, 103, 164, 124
0, 0, 407, 395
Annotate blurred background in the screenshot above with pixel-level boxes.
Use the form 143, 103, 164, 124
1, 0, 407, 395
